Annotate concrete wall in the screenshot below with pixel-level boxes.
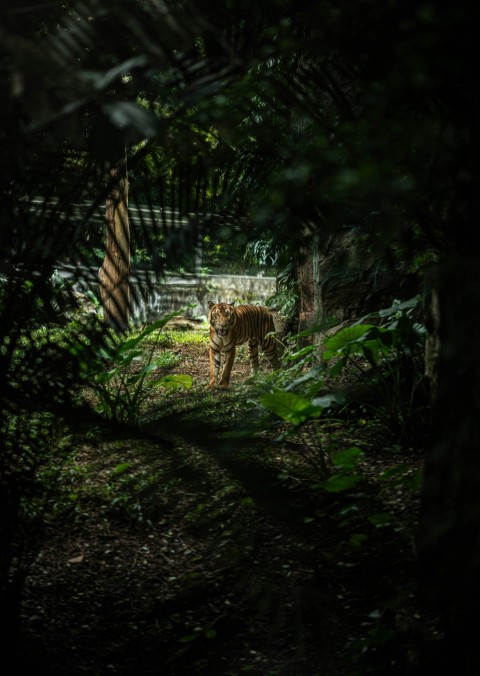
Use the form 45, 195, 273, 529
64, 265, 276, 323
130, 272, 277, 322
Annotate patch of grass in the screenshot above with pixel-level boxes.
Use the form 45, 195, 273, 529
155, 349, 182, 369
144, 329, 210, 349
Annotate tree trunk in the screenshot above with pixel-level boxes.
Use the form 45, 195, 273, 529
296, 247, 315, 344
98, 151, 130, 332
418, 256, 480, 672
295, 223, 322, 348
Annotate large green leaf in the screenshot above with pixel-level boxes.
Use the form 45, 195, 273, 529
323, 324, 377, 361
261, 391, 323, 424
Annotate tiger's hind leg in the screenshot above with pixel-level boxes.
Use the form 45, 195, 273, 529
248, 339, 260, 374
261, 335, 280, 370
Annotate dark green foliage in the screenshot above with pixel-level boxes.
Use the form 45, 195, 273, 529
258, 296, 428, 491
0, 0, 478, 671
323, 297, 429, 439
75, 311, 193, 424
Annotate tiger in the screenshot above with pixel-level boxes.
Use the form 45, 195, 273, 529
208, 301, 279, 389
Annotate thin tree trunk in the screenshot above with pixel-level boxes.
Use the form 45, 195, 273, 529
98, 151, 130, 331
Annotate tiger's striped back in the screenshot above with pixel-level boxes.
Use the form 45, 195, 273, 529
231, 304, 277, 354
208, 302, 279, 389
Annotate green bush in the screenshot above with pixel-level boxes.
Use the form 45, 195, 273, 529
256, 296, 428, 489
323, 296, 428, 437
71, 312, 193, 425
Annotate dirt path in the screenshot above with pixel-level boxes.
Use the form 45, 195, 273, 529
19, 334, 436, 675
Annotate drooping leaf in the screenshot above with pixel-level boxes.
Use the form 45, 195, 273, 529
311, 392, 346, 409
117, 311, 185, 354
284, 345, 316, 362
284, 365, 324, 391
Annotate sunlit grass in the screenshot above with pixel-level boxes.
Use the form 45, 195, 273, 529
144, 329, 210, 348
154, 349, 182, 368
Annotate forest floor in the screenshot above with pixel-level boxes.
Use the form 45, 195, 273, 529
18, 328, 443, 675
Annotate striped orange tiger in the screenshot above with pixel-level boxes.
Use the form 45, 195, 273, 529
208, 301, 279, 389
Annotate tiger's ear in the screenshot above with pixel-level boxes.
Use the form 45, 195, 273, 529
208, 301, 215, 309
229, 302, 235, 307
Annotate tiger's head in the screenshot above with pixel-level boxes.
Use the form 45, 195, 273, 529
208, 301, 236, 337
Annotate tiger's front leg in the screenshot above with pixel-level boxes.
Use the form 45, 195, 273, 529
219, 346, 236, 388
209, 341, 222, 389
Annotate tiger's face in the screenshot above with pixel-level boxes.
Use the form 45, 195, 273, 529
208, 301, 236, 337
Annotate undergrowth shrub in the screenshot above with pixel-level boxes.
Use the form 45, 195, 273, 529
72, 311, 194, 425
323, 296, 429, 439
257, 296, 428, 485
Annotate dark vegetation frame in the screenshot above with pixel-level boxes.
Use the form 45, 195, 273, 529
1, 0, 478, 671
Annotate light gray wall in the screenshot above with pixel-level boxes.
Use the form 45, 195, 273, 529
130, 272, 277, 322
62, 265, 276, 323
